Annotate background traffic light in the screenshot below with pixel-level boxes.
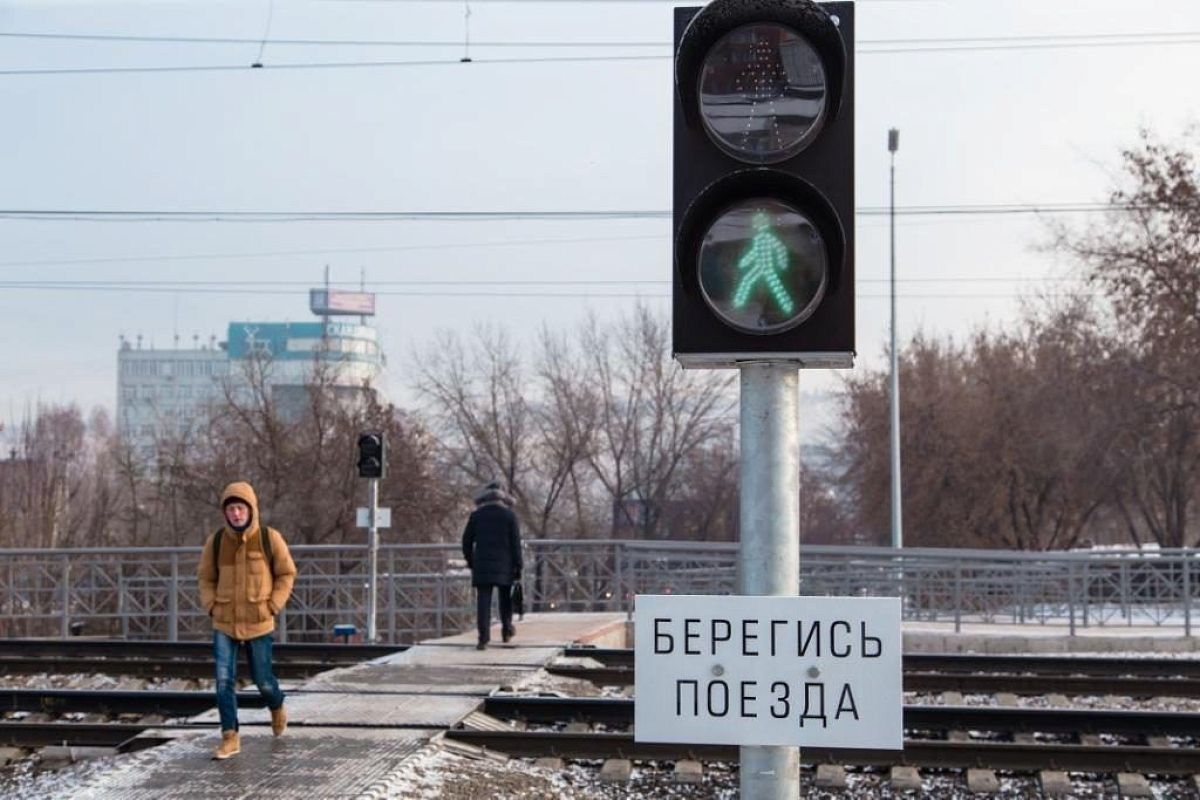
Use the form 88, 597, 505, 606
673, 0, 854, 367
356, 432, 386, 479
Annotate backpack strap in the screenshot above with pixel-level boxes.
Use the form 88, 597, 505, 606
261, 525, 276, 576
212, 528, 223, 574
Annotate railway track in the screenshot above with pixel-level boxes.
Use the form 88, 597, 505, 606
0, 639, 406, 680
563, 647, 1200, 677
443, 729, 1200, 774
553, 649, 1200, 696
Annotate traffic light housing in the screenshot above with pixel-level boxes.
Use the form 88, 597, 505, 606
673, 0, 854, 367
356, 432, 386, 479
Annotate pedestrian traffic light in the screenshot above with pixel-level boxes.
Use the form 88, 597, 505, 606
356, 432, 386, 479
673, 0, 854, 367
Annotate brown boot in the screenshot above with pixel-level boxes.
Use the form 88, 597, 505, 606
213, 730, 240, 760
271, 704, 287, 737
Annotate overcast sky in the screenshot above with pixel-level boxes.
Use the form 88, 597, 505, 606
2, 0, 1199, 440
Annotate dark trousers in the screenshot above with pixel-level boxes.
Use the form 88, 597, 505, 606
213, 630, 284, 732
476, 584, 513, 644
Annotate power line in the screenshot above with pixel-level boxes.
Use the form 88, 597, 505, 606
0, 202, 1136, 223
0, 31, 669, 47
0, 233, 665, 269
0, 276, 1089, 287
0, 53, 668, 77
0, 282, 1094, 300
6, 29, 1199, 50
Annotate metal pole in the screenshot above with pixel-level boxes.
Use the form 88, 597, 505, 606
739, 363, 800, 800
168, 552, 179, 642
1183, 551, 1192, 639
367, 477, 379, 643
888, 128, 903, 552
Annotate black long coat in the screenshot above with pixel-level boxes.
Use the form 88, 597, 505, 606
461, 502, 523, 587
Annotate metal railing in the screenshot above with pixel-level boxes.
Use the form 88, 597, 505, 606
0, 541, 1195, 642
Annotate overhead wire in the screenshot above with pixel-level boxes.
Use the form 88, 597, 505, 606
0, 203, 1139, 222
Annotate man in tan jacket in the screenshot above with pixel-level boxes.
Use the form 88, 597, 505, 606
198, 481, 297, 760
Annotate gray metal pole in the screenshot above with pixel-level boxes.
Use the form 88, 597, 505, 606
367, 477, 379, 643
739, 363, 801, 800
888, 128, 903, 551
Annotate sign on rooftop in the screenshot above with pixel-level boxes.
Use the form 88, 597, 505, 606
310, 289, 377, 317
634, 595, 901, 749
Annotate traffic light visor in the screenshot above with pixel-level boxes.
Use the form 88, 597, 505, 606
698, 198, 828, 334
699, 24, 827, 164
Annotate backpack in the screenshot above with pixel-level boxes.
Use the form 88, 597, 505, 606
212, 525, 276, 576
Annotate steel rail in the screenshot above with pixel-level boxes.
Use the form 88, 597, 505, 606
485, 696, 1200, 736
0, 656, 331, 680
547, 664, 1200, 696
562, 648, 1200, 678
0, 689, 266, 716
0, 639, 404, 662
443, 730, 1200, 773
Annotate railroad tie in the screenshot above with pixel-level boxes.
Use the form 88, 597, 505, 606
1039, 770, 1073, 797
1146, 736, 1170, 748
995, 693, 1019, 707
890, 765, 922, 791
814, 765, 847, 789
966, 768, 1000, 795
941, 691, 964, 705
599, 758, 632, 783
672, 760, 702, 784
1115, 773, 1153, 798
533, 757, 564, 771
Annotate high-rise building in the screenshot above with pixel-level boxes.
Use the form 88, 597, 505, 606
117, 291, 385, 456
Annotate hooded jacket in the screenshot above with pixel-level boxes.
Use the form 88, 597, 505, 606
197, 481, 297, 641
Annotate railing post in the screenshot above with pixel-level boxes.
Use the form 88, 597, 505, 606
1067, 560, 1077, 637
953, 559, 962, 634
1183, 551, 1192, 639
168, 552, 179, 642
614, 543, 624, 613
59, 554, 71, 639
118, 562, 129, 640
1081, 560, 1090, 629
387, 549, 397, 644
436, 577, 445, 638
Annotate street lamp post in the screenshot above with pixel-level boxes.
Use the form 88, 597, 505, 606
888, 128, 903, 552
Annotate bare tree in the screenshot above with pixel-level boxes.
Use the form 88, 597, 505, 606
1059, 131, 1200, 546
579, 306, 736, 539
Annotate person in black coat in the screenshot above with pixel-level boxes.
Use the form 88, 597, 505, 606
461, 482, 523, 649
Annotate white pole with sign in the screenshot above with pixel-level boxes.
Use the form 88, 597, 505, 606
635, 365, 903, 799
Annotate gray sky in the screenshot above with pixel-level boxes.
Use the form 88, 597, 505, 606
2, 0, 1199, 438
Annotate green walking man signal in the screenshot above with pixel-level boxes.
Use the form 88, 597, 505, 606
732, 210, 795, 315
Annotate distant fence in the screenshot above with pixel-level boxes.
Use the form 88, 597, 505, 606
0, 541, 1195, 642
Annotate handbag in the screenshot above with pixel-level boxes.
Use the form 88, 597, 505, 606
510, 581, 525, 620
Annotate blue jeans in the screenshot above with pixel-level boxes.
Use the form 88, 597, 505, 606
213, 630, 284, 732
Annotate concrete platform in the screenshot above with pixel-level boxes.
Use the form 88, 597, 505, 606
37, 613, 626, 798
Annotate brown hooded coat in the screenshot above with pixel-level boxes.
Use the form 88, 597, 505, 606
197, 481, 297, 641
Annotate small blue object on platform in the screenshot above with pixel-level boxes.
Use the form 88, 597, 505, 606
333, 624, 357, 643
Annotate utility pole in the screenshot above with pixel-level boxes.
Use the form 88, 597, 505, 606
367, 476, 379, 642
888, 128, 903, 551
